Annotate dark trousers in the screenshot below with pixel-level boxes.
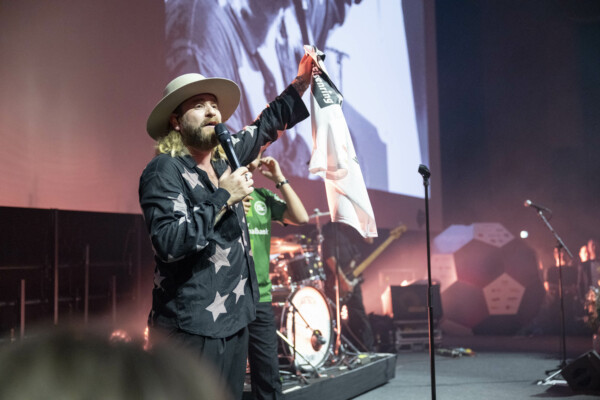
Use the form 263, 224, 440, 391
343, 285, 375, 352
248, 302, 283, 400
150, 324, 249, 400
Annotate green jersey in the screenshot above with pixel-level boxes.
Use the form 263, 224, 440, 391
247, 187, 287, 302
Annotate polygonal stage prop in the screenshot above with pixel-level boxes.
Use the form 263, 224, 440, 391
432, 223, 544, 335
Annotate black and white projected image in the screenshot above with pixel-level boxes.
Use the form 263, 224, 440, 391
165, 0, 424, 198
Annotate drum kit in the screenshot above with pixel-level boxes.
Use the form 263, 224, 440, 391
268, 209, 354, 373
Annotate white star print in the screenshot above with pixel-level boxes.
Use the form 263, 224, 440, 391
206, 292, 229, 321
244, 126, 257, 137
153, 268, 166, 290
232, 276, 247, 303
182, 169, 203, 189
209, 244, 231, 273
231, 135, 241, 145
167, 253, 184, 262
169, 193, 189, 224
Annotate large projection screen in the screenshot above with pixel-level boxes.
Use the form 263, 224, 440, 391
0, 0, 441, 231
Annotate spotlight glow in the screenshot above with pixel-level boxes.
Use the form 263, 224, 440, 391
341, 305, 349, 320
520, 231, 529, 239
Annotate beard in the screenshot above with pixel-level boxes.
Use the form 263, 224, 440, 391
180, 120, 219, 151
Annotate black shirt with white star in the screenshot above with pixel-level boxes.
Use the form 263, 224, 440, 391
139, 85, 309, 338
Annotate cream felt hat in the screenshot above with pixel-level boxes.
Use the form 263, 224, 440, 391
146, 73, 241, 140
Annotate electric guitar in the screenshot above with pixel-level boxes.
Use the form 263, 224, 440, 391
337, 224, 407, 299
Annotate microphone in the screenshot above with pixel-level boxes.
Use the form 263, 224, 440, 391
418, 164, 431, 179
524, 199, 551, 213
215, 123, 241, 170
311, 330, 326, 351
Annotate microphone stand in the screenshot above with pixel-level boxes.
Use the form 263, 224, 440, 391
418, 164, 436, 400
283, 298, 324, 378
531, 207, 573, 385
333, 222, 343, 357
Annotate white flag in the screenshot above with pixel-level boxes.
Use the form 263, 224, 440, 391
306, 46, 377, 238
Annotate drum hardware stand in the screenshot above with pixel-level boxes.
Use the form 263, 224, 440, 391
280, 298, 325, 378
328, 332, 362, 369
328, 222, 345, 356
307, 211, 358, 364
323, 295, 362, 369
315, 220, 364, 360
527, 201, 573, 386
334, 266, 343, 355
311, 208, 327, 253
276, 329, 321, 379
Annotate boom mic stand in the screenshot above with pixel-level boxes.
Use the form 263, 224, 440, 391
530, 203, 574, 386
418, 164, 436, 400
278, 298, 323, 378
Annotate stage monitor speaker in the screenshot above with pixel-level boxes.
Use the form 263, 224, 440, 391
561, 350, 600, 395
383, 284, 442, 321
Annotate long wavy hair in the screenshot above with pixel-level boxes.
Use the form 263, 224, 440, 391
155, 130, 225, 160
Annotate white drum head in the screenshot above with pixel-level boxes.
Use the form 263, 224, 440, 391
281, 286, 332, 370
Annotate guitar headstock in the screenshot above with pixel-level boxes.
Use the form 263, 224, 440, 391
390, 224, 407, 239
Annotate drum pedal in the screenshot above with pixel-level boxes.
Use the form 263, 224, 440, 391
356, 353, 371, 365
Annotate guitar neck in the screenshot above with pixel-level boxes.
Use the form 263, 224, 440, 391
352, 236, 397, 278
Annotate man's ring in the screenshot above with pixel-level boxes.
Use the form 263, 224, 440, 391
245, 173, 249, 182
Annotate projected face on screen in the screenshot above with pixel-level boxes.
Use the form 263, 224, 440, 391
165, 0, 425, 198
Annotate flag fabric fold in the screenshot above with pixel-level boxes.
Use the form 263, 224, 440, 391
305, 45, 377, 238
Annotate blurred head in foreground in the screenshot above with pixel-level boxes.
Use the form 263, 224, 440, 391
0, 327, 231, 400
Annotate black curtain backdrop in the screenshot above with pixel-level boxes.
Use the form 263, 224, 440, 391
436, 0, 600, 267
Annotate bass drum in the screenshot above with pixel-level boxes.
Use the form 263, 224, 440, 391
272, 286, 332, 371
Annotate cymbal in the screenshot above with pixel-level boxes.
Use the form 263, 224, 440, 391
270, 237, 302, 255
308, 209, 330, 220
283, 233, 307, 243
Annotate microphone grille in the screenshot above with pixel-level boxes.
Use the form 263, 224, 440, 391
418, 164, 431, 178
214, 123, 228, 138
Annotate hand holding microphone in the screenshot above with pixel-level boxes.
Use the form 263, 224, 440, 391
219, 167, 253, 206
215, 123, 241, 170
215, 123, 253, 205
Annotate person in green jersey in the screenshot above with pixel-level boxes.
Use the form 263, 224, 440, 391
244, 152, 309, 399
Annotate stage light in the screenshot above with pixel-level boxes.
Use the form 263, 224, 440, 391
520, 230, 529, 239
143, 326, 150, 351
109, 329, 131, 343
341, 305, 349, 320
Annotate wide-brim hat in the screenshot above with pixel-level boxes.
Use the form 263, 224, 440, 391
146, 73, 241, 140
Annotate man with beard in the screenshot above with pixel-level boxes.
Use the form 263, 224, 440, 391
139, 54, 314, 399
164, 0, 363, 180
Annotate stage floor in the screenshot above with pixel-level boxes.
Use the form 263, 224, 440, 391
356, 334, 599, 400
244, 335, 599, 399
